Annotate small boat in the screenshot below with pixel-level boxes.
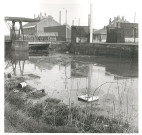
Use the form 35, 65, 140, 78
78, 94, 99, 102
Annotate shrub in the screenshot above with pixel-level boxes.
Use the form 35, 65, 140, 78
5, 92, 26, 110
26, 102, 43, 122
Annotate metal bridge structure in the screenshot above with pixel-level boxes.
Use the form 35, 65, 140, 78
5, 16, 39, 41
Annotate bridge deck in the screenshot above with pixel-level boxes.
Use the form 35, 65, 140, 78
5, 16, 39, 22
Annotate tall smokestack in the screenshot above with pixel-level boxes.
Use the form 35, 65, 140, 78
59, 11, 61, 24
90, 3, 93, 43
34, 14, 36, 19
88, 14, 90, 26
72, 20, 74, 26
78, 18, 80, 26
65, 10, 67, 24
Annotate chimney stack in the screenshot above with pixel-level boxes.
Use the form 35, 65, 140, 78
40, 12, 42, 19
89, 3, 93, 43
78, 18, 80, 26
34, 14, 36, 18
72, 20, 74, 26
59, 11, 61, 24
109, 18, 111, 25
65, 10, 67, 24
88, 14, 90, 26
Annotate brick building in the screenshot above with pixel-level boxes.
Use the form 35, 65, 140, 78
23, 15, 60, 35
107, 22, 138, 43
44, 25, 71, 42
93, 16, 129, 43
71, 26, 90, 43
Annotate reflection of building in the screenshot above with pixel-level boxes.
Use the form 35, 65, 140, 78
29, 58, 54, 71
71, 26, 90, 43
71, 61, 89, 78
44, 25, 71, 42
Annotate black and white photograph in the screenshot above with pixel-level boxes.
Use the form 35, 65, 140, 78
1, 0, 141, 133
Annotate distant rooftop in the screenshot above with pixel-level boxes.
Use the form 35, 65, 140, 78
94, 16, 130, 34
23, 15, 60, 28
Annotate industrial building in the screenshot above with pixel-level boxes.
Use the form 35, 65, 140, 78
44, 25, 71, 42
23, 14, 60, 35
71, 26, 90, 43
107, 22, 138, 43
93, 16, 129, 43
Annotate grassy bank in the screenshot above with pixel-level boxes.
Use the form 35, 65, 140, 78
4, 77, 138, 133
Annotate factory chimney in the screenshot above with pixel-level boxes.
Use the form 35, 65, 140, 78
72, 20, 74, 26
88, 14, 90, 26
78, 18, 80, 26
89, 3, 93, 43
65, 10, 67, 24
59, 11, 61, 24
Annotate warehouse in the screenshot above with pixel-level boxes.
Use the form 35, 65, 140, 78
44, 25, 71, 42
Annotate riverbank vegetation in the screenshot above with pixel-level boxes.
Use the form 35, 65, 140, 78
4, 76, 138, 133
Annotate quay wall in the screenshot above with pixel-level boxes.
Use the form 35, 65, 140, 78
69, 43, 138, 58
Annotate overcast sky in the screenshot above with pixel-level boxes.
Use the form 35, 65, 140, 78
2, 0, 140, 34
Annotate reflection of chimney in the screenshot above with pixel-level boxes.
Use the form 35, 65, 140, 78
88, 14, 90, 26
59, 11, 61, 24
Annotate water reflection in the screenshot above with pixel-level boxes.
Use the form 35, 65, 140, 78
4, 53, 138, 125
5, 51, 29, 76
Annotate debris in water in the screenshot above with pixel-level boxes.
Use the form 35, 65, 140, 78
18, 82, 27, 88
7, 73, 12, 78
78, 94, 99, 102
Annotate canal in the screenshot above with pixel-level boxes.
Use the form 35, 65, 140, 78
5, 50, 138, 127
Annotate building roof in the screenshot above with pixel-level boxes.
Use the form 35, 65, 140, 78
93, 16, 130, 35
93, 28, 106, 35
23, 15, 60, 28
23, 22, 38, 28
107, 16, 129, 27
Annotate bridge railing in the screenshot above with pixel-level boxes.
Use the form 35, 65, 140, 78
23, 35, 71, 42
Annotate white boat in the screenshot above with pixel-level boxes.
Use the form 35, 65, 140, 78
78, 94, 99, 102
78, 64, 99, 102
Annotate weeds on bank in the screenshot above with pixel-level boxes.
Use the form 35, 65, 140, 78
5, 77, 138, 133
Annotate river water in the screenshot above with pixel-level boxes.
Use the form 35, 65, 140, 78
5, 50, 138, 126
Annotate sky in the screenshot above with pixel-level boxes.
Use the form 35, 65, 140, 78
1, 0, 140, 35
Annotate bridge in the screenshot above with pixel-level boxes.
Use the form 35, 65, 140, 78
4, 16, 50, 53
5, 16, 39, 41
